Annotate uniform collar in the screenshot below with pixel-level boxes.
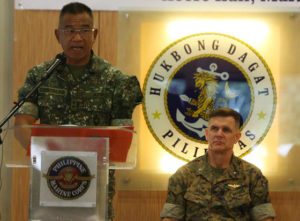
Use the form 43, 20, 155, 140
195, 153, 243, 181
56, 51, 97, 82
88, 50, 108, 74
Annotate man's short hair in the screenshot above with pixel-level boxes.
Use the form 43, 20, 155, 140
208, 107, 243, 128
59, 2, 93, 22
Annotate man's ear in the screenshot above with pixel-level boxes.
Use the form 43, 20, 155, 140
92, 28, 98, 42
54, 29, 60, 43
204, 128, 209, 141
235, 131, 241, 143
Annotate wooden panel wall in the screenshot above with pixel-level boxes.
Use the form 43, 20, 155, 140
12, 9, 300, 221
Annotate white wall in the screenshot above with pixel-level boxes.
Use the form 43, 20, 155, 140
0, 0, 13, 122
0, 0, 13, 220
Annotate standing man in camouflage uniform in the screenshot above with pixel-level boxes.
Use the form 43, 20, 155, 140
160, 108, 275, 221
14, 2, 142, 221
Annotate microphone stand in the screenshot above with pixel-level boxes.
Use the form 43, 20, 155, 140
0, 53, 66, 145
0, 78, 47, 145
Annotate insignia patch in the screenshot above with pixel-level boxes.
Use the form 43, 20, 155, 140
43, 156, 95, 200
143, 33, 276, 161
228, 184, 241, 189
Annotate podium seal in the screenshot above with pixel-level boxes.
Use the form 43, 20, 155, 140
43, 156, 95, 200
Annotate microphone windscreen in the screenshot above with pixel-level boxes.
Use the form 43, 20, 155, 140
56, 53, 66, 64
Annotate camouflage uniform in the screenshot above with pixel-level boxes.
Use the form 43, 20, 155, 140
160, 154, 275, 221
16, 52, 143, 220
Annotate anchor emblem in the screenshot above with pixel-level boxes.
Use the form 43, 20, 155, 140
177, 63, 237, 138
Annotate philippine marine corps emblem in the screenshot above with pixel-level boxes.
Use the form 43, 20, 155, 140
43, 156, 95, 200
143, 33, 276, 161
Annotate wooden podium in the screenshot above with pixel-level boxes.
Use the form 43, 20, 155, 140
3, 125, 136, 221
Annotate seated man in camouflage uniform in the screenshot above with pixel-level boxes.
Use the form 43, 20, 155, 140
160, 108, 275, 221
14, 2, 142, 220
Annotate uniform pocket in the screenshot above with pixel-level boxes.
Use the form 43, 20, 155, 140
184, 191, 210, 220
38, 87, 67, 108
184, 191, 209, 207
223, 184, 251, 209
70, 89, 112, 112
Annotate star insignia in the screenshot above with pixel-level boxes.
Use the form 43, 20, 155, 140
258, 111, 266, 120
152, 111, 161, 119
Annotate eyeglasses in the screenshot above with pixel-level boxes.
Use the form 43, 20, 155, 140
59, 28, 96, 38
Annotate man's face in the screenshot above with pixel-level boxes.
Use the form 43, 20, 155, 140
55, 12, 98, 65
205, 116, 241, 154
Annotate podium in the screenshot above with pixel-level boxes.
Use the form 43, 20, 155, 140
2, 125, 136, 221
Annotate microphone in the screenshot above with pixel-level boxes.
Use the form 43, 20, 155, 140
43, 53, 66, 80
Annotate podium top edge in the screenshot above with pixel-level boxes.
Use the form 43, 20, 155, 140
3, 125, 136, 133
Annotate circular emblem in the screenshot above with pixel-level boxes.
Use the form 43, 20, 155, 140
143, 33, 276, 161
43, 156, 95, 200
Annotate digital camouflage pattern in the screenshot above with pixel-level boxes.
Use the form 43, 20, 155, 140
17, 53, 143, 126
17, 52, 143, 220
160, 154, 275, 221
